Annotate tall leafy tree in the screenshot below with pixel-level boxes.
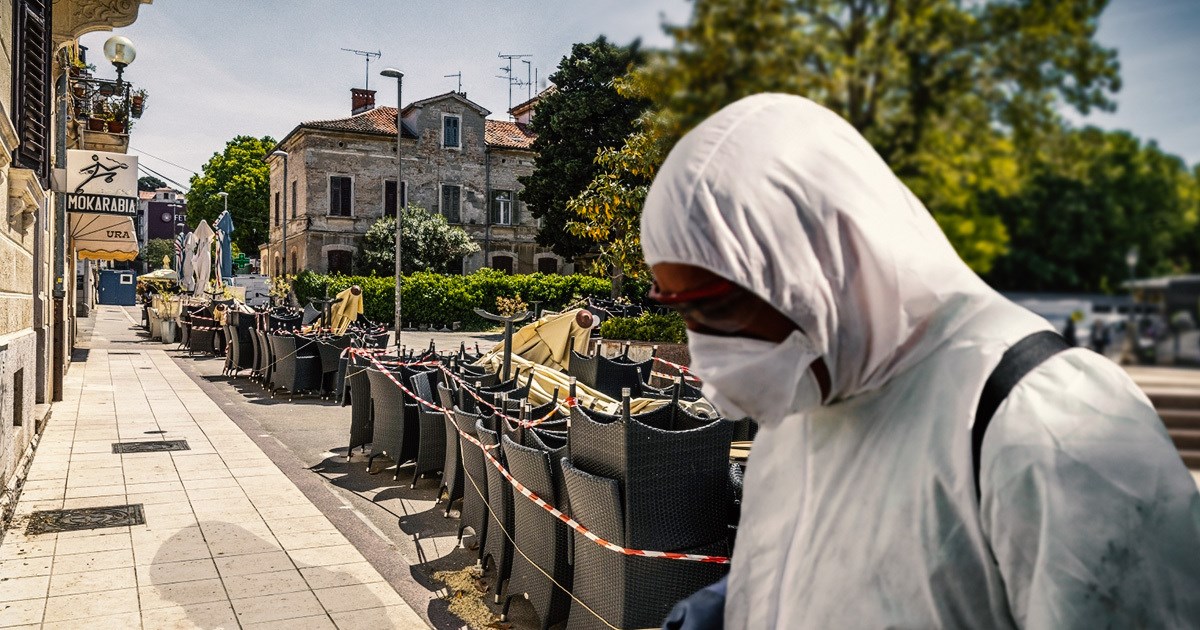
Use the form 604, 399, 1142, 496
354, 206, 480, 276
566, 123, 662, 296
138, 238, 175, 269
186, 135, 275, 255
985, 128, 1200, 292
138, 175, 166, 192
519, 36, 648, 259
591, 0, 1121, 274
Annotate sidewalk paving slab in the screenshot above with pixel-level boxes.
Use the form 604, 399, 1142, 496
0, 344, 428, 629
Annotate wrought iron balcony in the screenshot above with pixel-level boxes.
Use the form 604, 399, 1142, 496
67, 75, 146, 153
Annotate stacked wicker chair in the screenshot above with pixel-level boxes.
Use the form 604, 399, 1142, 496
267, 334, 322, 399
561, 398, 733, 629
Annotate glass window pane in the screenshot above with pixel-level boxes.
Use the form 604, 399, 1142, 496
444, 116, 460, 147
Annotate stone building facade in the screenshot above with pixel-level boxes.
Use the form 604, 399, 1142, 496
265, 90, 565, 277
0, 0, 153, 509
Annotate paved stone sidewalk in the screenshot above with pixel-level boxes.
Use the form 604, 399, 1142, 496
0, 346, 427, 629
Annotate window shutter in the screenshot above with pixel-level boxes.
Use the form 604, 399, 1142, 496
13, 0, 51, 183
384, 180, 397, 217
512, 198, 521, 225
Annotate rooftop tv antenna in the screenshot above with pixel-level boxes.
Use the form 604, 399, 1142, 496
496, 52, 532, 116
444, 71, 463, 93
341, 48, 382, 90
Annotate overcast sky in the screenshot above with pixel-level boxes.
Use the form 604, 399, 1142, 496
81, 0, 1199, 190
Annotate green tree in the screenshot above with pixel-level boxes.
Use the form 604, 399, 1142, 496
519, 36, 648, 259
354, 206, 480, 276
138, 238, 175, 269
186, 135, 275, 255
602, 0, 1121, 274
566, 123, 662, 296
985, 127, 1200, 292
138, 175, 166, 192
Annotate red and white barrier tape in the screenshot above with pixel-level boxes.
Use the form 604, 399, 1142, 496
437, 367, 560, 428
449, 413, 730, 564
348, 347, 729, 564
651, 356, 702, 382
355, 351, 501, 451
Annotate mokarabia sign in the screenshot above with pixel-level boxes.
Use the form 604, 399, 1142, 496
65, 149, 139, 216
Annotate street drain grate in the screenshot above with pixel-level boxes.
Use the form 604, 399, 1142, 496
112, 439, 190, 454
143, 430, 167, 435
108, 351, 142, 355
26, 504, 145, 535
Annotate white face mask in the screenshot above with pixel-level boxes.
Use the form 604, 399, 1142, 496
687, 330, 823, 423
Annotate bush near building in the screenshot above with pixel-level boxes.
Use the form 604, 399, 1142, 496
599, 312, 688, 344
294, 269, 610, 330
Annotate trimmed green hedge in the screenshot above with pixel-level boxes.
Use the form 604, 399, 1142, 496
598, 312, 687, 344
294, 269, 610, 330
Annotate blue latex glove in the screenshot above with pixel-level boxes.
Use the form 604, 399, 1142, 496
662, 576, 727, 630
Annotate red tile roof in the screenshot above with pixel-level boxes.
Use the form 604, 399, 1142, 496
302, 106, 417, 139
296, 106, 536, 150
485, 120, 536, 150
138, 190, 155, 200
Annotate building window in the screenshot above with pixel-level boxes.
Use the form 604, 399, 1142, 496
384, 180, 408, 218
291, 252, 298, 274
327, 250, 352, 275
440, 184, 461, 223
274, 192, 280, 226
447, 257, 465, 276
13, 0, 50, 183
274, 254, 280, 276
442, 114, 461, 148
492, 190, 513, 226
291, 180, 298, 218
330, 176, 353, 217
492, 255, 514, 275
537, 257, 558, 274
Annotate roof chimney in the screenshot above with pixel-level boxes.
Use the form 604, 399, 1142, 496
351, 88, 376, 115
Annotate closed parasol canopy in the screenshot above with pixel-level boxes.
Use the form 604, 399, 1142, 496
138, 268, 179, 282
70, 212, 139, 262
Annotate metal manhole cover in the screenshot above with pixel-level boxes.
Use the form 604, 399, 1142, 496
112, 439, 190, 454
26, 504, 145, 535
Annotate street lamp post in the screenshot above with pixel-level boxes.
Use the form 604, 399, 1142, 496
216, 191, 228, 215
1123, 246, 1139, 365
103, 36, 136, 86
381, 68, 404, 345
270, 151, 289, 277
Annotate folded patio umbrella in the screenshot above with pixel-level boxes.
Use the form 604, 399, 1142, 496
475, 309, 717, 417
191, 220, 216, 297
138, 268, 179, 282
329, 286, 364, 335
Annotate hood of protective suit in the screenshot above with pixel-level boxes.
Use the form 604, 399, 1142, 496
641, 93, 995, 401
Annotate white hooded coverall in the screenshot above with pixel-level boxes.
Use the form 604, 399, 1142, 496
641, 94, 1200, 629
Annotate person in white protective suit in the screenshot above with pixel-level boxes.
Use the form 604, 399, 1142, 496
642, 94, 1200, 629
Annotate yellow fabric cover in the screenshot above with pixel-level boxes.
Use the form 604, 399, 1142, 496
474, 309, 717, 417
330, 287, 364, 335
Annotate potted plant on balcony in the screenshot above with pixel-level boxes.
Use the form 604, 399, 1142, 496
87, 102, 107, 132
130, 89, 147, 118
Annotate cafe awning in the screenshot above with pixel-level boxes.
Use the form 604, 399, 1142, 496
70, 212, 139, 262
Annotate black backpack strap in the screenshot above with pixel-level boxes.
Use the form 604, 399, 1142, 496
972, 330, 1071, 500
